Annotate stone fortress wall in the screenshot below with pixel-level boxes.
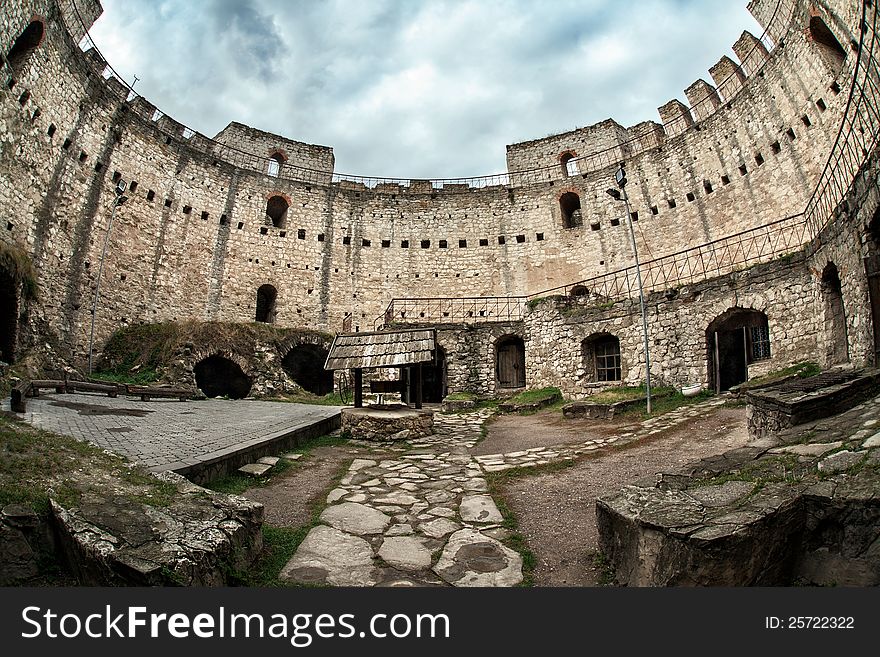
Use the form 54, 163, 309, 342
0, 0, 874, 397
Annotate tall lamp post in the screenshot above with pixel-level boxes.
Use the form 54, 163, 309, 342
606, 164, 652, 414
88, 179, 128, 375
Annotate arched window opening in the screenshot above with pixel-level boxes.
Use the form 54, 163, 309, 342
5, 21, 43, 73
570, 285, 589, 298
255, 284, 277, 323
706, 308, 770, 392
496, 336, 525, 389
194, 355, 252, 399
809, 16, 846, 68
560, 152, 578, 177
821, 262, 848, 365
267, 153, 285, 177
0, 268, 17, 364
560, 192, 582, 229
582, 334, 621, 383
266, 195, 288, 229
282, 344, 333, 395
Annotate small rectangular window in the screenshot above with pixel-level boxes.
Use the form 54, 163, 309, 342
802, 115, 812, 127
421, 240, 430, 248
146, 190, 155, 201
721, 175, 731, 185
47, 124, 56, 137
479, 238, 488, 246
786, 128, 796, 141
630, 211, 639, 221
342, 236, 351, 245
498, 236, 506, 245
201, 211, 209, 221
830, 81, 841, 95
650, 206, 659, 215
237, 222, 244, 230
62, 138, 72, 150
129, 181, 138, 192
816, 98, 827, 112
739, 164, 748, 176
298, 229, 306, 239
667, 199, 677, 209
686, 192, 696, 202
362, 238, 371, 247
516, 234, 526, 243
439, 240, 448, 248
610, 217, 620, 227
459, 239, 467, 248
401, 240, 409, 248
535, 233, 544, 241
182, 205, 192, 214
94, 161, 103, 172
317, 233, 325, 242
382, 240, 391, 248
755, 153, 765, 166
703, 181, 713, 194
771, 141, 781, 154
78, 151, 87, 162
164, 199, 172, 208
750, 325, 771, 361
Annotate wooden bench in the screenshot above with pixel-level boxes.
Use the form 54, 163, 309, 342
126, 385, 196, 402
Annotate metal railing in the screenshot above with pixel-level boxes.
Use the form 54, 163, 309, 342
54, 0, 791, 192
377, 297, 528, 329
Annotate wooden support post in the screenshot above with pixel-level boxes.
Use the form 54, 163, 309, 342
414, 362, 423, 409
354, 368, 363, 408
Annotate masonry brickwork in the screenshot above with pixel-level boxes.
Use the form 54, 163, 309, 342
0, 0, 875, 398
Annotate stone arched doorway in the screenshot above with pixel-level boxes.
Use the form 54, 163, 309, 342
0, 268, 17, 364
421, 346, 447, 403
820, 262, 848, 365
194, 355, 252, 399
282, 344, 333, 396
496, 336, 525, 389
255, 284, 277, 324
706, 308, 771, 392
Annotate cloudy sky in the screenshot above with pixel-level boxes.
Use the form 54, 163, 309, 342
87, 0, 761, 179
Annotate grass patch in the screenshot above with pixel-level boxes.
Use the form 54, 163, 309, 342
589, 551, 616, 586
486, 484, 536, 587
588, 385, 653, 404
271, 391, 348, 406
90, 370, 160, 386
444, 391, 478, 401
204, 433, 346, 495
615, 387, 715, 420
743, 361, 821, 389
507, 386, 562, 405
232, 457, 354, 586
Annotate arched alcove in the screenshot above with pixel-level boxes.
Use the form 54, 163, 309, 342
266, 195, 289, 229
706, 308, 770, 392
560, 192, 582, 229
255, 284, 277, 323
0, 268, 17, 363
194, 355, 252, 399
282, 344, 333, 395
496, 335, 525, 389
6, 20, 44, 72
267, 152, 285, 177
820, 262, 848, 365
560, 152, 578, 177
809, 15, 846, 69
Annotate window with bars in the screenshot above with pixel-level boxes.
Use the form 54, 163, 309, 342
595, 337, 622, 382
750, 325, 771, 361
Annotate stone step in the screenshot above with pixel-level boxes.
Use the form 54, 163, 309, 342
238, 463, 272, 476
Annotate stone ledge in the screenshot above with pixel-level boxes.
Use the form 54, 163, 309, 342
597, 396, 880, 586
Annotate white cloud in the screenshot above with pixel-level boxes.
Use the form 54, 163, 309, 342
89, 0, 761, 178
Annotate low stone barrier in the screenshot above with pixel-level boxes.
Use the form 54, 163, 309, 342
342, 406, 434, 441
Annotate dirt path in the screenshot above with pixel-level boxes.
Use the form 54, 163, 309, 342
493, 406, 749, 586
243, 445, 376, 527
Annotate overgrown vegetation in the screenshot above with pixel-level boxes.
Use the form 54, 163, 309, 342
270, 391, 348, 406
742, 361, 822, 389
444, 391, 478, 401
205, 433, 346, 495
95, 321, 334, 383
0, 241, 38, 301
228, 456, 353, 587
0, 412, 179, 513
507, 386, 562, 405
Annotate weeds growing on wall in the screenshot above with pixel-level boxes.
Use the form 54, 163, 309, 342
0, 241, 38, 300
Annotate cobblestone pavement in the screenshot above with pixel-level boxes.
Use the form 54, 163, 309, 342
2, 393, 341, 471
281, 398, 728, 587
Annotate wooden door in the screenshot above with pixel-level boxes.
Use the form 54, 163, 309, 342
497, 340, 525, 388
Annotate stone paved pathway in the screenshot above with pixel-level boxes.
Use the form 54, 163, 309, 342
282, 397, 727, 587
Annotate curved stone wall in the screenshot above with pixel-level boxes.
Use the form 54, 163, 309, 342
0, 0, 865, 371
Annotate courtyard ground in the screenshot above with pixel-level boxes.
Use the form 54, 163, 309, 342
242, 399, 747, 586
